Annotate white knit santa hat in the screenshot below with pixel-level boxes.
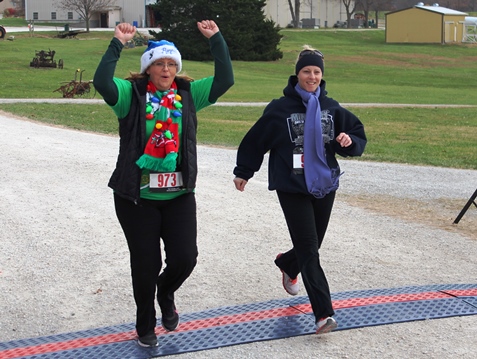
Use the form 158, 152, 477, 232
140, 40, 182, 73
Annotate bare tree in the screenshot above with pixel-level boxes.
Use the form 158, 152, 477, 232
287, 0, 301, 28
342, 0, 358, 28
370, 0, 389, 28
54, 0, 114, 32
355, 0, 388, 28
358, 0, 387, 27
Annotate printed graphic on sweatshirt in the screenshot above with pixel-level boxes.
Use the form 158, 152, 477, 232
287, 110, 335, 174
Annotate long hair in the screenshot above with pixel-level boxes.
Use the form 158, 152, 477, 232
126, 72, 194, 83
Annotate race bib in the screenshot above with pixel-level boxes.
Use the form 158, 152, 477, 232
293, 153, 304, 175
149, 172, 183, 192
293, 153, 304, 169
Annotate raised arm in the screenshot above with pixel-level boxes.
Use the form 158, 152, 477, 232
93, 23, 136, 106
198, 20, 234, 103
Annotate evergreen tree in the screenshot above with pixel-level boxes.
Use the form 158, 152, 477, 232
150, 0, 283, 61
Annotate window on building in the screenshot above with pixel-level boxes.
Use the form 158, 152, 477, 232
68, 12, 73, 20
51, 12, 57, 20
33, 12, 38, 20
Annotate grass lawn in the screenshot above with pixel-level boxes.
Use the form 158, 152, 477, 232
0, 23, 476, 170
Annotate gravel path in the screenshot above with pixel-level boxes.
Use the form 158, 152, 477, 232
1, 98, 476, 108
0, 111, 476, 358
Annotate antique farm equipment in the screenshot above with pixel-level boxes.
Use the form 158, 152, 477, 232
125, 32, 148, 48
30, 49, 64, 69
57, 27, 88, 39
54, 69, 95, 98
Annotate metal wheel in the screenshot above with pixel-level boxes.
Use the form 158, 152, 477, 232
75, 82, 90, 97
61, 83, 76, 98
58, 59, 64, 69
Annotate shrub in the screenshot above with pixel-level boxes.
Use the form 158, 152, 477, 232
4, 8, 16, 17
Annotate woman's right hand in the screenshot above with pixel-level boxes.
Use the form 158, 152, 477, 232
197, 20, 219, 39
233, 177, 248, 192
114, 23, 136, 45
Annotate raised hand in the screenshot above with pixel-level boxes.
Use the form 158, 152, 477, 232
197, 20, 219, 39
114, 23, 136, 45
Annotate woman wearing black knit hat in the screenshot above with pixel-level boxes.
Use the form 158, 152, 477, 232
233, 45, 366, 334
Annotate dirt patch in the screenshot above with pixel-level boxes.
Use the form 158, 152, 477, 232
341, 193, 476, 241
336, 53, 475, 68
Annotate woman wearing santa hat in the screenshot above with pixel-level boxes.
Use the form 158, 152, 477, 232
93, 20, 234, 348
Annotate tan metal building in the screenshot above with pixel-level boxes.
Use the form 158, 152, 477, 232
385, 5, 468, 44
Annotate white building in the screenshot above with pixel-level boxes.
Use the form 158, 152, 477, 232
24, 0, 348, 29
264, 0, 348, 28
24, 0, 156, 28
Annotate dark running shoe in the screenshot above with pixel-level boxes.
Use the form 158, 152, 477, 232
161, 309, 180, 332
137, 332, 158, 347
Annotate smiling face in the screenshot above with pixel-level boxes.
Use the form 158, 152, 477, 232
296, 65, 322, 93
146, 57, 178, 91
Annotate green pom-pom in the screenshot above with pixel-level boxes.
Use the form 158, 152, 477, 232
136, 152, 178, 172
162, 152, 178, 172
136, 154, 164, 171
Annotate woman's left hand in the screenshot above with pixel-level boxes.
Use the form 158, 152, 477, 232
233, 177, 248, 192
336, 132, 353, 147
197, 20, 219, 38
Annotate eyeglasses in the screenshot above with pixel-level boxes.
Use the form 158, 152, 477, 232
299, 49, 324, 59
152, 62, 178, 69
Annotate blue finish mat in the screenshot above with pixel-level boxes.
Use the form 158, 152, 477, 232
1, 283, 476, 359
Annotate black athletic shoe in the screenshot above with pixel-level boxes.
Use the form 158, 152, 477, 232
137, 332, 158, 347
161, 309, 180, 332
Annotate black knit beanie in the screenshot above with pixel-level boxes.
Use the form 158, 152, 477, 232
295, 54, 324, 75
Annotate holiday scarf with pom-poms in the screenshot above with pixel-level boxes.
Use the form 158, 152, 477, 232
136, 81, 183, 172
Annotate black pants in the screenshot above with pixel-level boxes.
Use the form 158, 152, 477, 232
114, 192, 198, 337
275, 190, 336, 321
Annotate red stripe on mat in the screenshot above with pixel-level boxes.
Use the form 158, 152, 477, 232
0, 332, 136, 359
0, 289, 473, 359
443, 289, 477, 297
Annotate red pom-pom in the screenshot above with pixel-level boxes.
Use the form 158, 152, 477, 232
147, 81, 157, 93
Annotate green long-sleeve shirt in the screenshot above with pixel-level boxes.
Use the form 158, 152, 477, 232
93, 32, 234, 200
93, 32, 234, 109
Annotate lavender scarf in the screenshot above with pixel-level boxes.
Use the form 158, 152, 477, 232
295, 83, 339, 198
